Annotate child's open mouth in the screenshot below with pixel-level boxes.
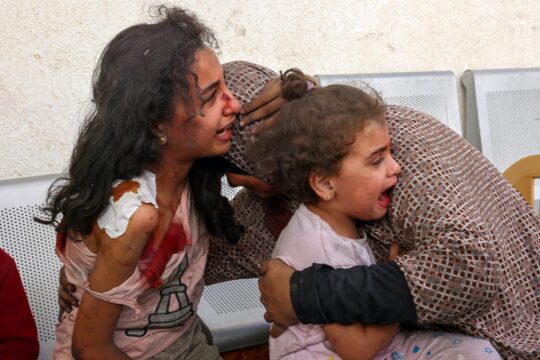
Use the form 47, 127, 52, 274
378, 190, 391, 207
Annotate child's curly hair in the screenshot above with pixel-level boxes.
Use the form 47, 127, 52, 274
252, 69, 386, 203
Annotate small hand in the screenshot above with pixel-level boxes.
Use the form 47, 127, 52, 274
258, 259, 298, 337
58, 266, 78, 320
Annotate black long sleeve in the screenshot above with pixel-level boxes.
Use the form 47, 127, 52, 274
291, 261, 417, 325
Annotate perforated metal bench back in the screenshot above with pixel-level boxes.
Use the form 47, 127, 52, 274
198, 278, 268, 352
221, 175, 241, 200
0, 174, 62, 358
462, 68, 540, 173
317, 71, 462, 135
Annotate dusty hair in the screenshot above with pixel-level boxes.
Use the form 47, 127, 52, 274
252, 69, 386, 203
37, 6, 242, 242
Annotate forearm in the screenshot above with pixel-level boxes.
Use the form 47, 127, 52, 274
292, 242, 499, 327
73, 293, 130, 360
72, 342, 130, 360
291, 261, 416, 325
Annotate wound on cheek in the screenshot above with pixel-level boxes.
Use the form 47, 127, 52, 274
112, 180, 141, 202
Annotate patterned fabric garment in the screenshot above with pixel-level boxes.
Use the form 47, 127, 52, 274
364, 105, 540, 360
222, 60, 278, 180
205, 61, 540, 359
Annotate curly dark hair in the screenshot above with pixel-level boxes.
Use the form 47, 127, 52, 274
252, 69, 386, 204
36, 6, 242, 242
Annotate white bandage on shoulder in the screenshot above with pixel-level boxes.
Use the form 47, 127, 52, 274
97, 171, 158, 239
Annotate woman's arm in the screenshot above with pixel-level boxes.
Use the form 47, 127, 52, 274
258, 259, 415, 335
72, 204, 157, 359
323, 322, 399, 360
292, 262, 416, 325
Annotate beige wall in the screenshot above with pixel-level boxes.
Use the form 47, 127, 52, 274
1, 0, 539, 180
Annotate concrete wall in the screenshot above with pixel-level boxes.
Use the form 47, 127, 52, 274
1, 0, 539, 180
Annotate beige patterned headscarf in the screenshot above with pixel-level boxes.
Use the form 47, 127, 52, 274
206, 61, 540, 359
222, 61, 277, 180
206, 61, 299, 283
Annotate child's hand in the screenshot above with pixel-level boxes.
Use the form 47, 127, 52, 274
58, 266, 78, 320
388, 243, 400, 261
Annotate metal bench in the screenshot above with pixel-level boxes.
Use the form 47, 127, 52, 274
0, 174, 62, 359
462, 67, 540, 171
462, 68, 540, 211
316, 71, 462, 135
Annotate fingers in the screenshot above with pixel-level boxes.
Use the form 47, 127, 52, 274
241, 97, 286, 127
388, 243, 400, 261
58, 298, 72, 317
241, 78, 281, 116
270, 323, 288, 338
264, 312, 288, 338
59, 286, 78, 306
58, 286, 77, 321
252, 113, 279, 134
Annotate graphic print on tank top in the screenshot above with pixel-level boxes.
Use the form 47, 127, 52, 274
125, 255, 193, 337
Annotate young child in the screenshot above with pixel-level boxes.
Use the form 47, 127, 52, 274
253, 69, 502, 360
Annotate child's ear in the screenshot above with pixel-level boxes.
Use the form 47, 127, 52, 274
309, 171, 335, 201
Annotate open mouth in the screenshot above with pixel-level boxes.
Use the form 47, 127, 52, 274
378, 181, 397, 208
215, 125, 232, 141
378, 190, 391, 207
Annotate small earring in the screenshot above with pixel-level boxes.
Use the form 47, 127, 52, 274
326, 194, 331, 200
159, 134, 167, 145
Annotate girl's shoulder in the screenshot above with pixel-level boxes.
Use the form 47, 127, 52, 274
97, 171, 159, 239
